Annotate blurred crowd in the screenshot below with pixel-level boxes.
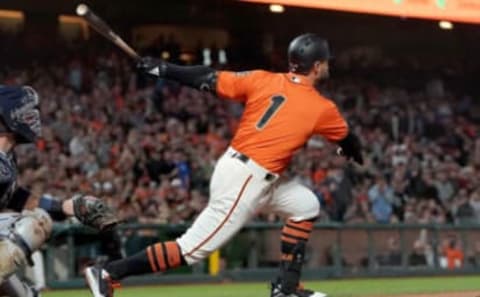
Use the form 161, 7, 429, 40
314, 73, 480, 225
371, 231, 467, 270
1, 31, 480, 227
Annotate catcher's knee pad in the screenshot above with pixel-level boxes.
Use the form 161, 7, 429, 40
15, 208, 53, 259
0, 209, 52, 279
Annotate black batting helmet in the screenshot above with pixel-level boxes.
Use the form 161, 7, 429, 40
288, 33, 331, 75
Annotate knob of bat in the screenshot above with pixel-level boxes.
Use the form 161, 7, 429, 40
336, 147, 344, 156
76, 4, 89, 16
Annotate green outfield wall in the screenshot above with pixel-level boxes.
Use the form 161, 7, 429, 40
44, 223, 480, 288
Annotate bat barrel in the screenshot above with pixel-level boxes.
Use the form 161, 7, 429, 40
75, 3, 140, 61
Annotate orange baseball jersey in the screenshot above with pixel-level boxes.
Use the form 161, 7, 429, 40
216, 70, 348, 173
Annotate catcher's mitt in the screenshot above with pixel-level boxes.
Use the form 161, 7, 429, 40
72, 195, 120, 231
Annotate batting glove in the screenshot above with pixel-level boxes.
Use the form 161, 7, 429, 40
137, 56, 167, 77
337, 132, 364, 165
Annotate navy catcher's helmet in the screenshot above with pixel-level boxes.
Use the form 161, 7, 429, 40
288, 33, 332, 75
0, 85, 41, 143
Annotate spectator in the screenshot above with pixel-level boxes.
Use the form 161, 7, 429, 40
409, 240, 428, 267
173, 150, 191, 189
469, 189, 480, 222
467, 240, 480, 268
434, 171, 455, 204
391, 169, 409, 221
440, 238, 464, 269
454, 190, 476, 224
344, 181, 373, 223
377, 236, 402, 266
368, 175, 394, 223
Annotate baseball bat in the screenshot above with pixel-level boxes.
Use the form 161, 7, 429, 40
76, 4, 141, 61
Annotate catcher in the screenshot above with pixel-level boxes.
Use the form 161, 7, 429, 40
0, 85, 120, 297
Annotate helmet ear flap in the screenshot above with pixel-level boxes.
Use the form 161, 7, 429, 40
288, 62, 300, 73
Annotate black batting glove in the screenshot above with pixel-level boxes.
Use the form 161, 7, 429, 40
337, 132, 364, 165
136, 56, 166, 77
337, 147, 364, 165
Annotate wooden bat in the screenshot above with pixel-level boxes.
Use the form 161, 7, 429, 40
76, 4, 141, 61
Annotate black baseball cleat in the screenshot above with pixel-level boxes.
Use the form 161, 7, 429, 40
271, 281, 327, 297
85, 262, 120, 297
31, 287, 41, 297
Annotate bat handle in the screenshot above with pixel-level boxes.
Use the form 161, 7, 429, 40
114, 36, 141, 61
124, 47, 141, 61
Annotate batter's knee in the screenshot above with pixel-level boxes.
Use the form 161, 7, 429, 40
177, 240, 212, 265
290, 194, 320, 222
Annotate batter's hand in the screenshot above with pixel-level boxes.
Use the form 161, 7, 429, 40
336, 147, 363, 165
137, 56, 166, 77
337, 132, 364, 165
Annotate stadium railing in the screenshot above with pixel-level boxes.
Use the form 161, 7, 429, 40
44, 222, 480, 289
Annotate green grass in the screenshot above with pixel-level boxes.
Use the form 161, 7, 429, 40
43, 276, 480, 297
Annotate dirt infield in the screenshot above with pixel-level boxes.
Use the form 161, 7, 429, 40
382, 292, 480, 297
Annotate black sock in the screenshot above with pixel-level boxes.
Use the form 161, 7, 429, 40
105, 250, 152, 280
105, 241, 187, 280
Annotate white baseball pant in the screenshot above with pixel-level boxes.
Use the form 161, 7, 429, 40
177, 146, 320, 264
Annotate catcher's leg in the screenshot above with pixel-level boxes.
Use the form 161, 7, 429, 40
0, 275, 39, 297
24, 252, 46, 291
85, 152, 275, 297
0, 209, 52, 282
268, 179, 325, 297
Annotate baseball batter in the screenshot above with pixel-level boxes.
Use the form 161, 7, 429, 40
0, 85, 119, 297
86, 33, 363, 297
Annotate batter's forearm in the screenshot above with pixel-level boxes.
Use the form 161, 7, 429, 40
37, 195, 69, 220
163, 63, 218, 92
138, 57, 218, 93
7, 189, 72, 220
62, 199, 74, 216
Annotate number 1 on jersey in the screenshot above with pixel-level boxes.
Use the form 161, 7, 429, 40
256, 95, 286, 130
